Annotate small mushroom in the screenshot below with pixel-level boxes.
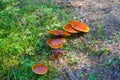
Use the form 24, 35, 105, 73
52, 49, 63, 59
63, 23, 78, 33
70, 20, 89, 32
48, 30, 71, 36
46, 38, 65, 49
32, 64, 48, 75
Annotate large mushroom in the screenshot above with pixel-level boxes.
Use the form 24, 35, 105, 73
48, 30, 71, 36
32, 64, 48, 75
46, 38, 65, 49
70, 20, 89, 32
63, 23, 78, 33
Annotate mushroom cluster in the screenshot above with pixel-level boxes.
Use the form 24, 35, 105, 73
46, 20, 89, 60
32, 20, 89, 75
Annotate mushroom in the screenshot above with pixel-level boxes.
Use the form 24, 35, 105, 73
52, 49, 63, 59
48, 30, 71, 36
63, 23, 78, 33
70, 20, 89, 32
32, 64, 48, 75
46, 38, 65, 49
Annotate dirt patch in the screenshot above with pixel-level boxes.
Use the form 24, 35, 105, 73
52, 0, 120, 80
71, 0, 120, 23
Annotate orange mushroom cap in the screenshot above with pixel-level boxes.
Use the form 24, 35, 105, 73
63, 23, 78, 33
32, 64, 48, 75
46, 38, 65, 49
48, 30, 71, 36
70, 20, 89, 32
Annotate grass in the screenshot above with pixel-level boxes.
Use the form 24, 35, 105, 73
0, 0, 74, 79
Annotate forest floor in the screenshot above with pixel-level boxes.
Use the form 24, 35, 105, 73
0, 0, 120, 80
52, 0, 120, 80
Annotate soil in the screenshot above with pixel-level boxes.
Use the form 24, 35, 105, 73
52, 0, 120, 80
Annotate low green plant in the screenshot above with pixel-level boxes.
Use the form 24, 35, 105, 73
95, 47, 110, 57
91, 23, 105, 40
0, 0, 74, 79
89, 74, 96, 80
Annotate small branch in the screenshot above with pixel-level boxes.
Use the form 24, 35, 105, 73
58, 57, 79, 80
63, 66, 78, 80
